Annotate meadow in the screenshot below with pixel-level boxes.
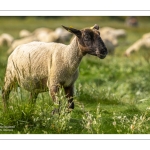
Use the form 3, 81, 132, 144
0, 16, 150, 134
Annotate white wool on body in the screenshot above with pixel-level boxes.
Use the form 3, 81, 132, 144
7, 37, 83, 92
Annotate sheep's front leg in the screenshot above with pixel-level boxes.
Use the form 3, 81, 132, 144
64, 85, 74, 109
49, 85, 60, 103
49, 85, 60, 114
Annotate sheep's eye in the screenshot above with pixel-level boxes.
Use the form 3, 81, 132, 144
84, 34, 91, 41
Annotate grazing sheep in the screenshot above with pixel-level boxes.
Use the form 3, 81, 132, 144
32, 27, 53, 36
7, 28, 59, 54
124, 32, 150, 56
101, 32, 118, 46
36, 31, 59, 43
2, 24, 107, 111
55, 27, 72, 42
142, 32, 150, 39
0, 33, 14, 47
34, 27, 70, 43
19, 28, 53, 39
32, 27, 53, 41
19, 29, 32, 38
100, 27, 126, 39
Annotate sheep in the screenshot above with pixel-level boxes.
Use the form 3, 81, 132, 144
100, 27, 126, 39
126, 16, 138, 27
124, 32, 150, 57
101, 32, 118, 46
7, 28, 59, 54
102, 39, 115, 55
7, 35, 38, 54
36, 30, 59, 43
100, 33, 117, 54
19, 28, 53, 39
55, 27, 72, 42
142, 32, 150, 39
32, 27, 53, 36
19, 29, 32, 38
32, 27, 53, 41
99, 27, 126, 54
2, 24, 107, 111
0, 33, 14, 47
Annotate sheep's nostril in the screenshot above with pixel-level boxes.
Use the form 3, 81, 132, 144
101, 48, 107, 56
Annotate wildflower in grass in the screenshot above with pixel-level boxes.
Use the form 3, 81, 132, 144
82, 103, 102, 134
9, 106, 13, 110
113, 121, 116, 126
130, 124, 134, 131
146, 107, 150, 110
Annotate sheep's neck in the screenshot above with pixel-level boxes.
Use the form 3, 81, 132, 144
65, 37, 83, 74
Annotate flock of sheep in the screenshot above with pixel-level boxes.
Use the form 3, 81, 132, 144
1, 25, 150, 56
0, 26, 124, 55
0, 27, 72, 54
1, 24, 150, 111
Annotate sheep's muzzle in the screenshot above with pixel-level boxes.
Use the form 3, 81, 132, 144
96, 47, 108, 59
100, 50, 107, 59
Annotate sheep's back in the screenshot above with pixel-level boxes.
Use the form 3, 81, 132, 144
8, 41, 66, 91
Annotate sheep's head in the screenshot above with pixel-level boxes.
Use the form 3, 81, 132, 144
62, 24, 107, 59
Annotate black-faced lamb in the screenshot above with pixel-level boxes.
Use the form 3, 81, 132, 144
2, 24, 107, 111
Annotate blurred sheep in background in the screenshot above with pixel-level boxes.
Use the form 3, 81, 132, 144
6, 25, 126, 55
54, 27, 72, 42
0, 33, 14, 47
7, 27, 73, 54
126, 16, 138, 27
124, 32, 150, 57
19, 29, 32, 38
7, 35, 38, 54
99, 26, 126, 54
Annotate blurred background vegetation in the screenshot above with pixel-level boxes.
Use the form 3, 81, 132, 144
0, 16, 150, 35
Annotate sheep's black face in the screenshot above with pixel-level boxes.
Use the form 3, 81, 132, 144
62, 24, 107, 59
79, 28, 108, 59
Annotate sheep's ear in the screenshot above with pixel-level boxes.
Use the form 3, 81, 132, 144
90, 24, 99, 30
62, 25, 81, 38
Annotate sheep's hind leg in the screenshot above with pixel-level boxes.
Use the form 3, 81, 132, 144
64, 85, 74, 110
2, 81, 14, 111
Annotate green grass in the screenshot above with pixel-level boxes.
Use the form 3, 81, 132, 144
0, 16, 150, 134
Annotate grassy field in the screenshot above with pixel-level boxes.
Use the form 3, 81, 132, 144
0, 16, 150, 134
